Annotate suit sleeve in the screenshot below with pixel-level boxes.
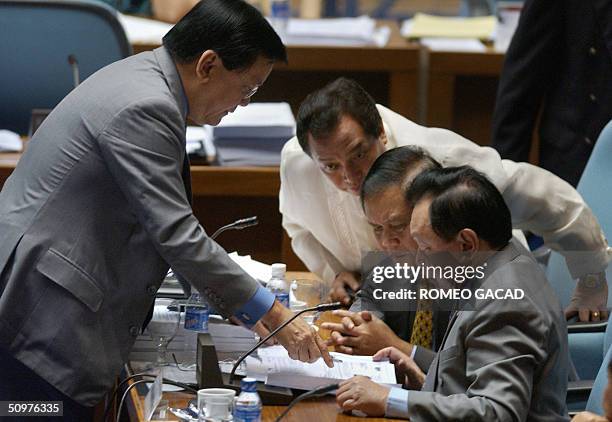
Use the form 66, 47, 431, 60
97, 98, 273, 324
491, 0, 562, 162
407, 299, 550, 421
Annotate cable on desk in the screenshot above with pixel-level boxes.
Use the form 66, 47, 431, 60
104, 372, 152, 422
116, 376, 199, 422
274, 383, 339, 422
104, 372, 198, 422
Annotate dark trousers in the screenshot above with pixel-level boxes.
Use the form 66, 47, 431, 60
0, 348, 95, 421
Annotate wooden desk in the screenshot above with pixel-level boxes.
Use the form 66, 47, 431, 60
132, 21, 420, 121
425, 48, 504, 147
128, 390, 401, 421
126, 280, 400, 422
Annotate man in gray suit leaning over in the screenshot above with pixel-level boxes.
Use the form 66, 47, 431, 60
0, 1, 330, 419
336, 166, 569, 421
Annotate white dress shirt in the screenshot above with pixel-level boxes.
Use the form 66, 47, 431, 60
279, 104, 610, 284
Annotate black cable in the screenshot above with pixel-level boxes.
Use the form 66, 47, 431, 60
116, 379, 150, 422
103, 372, 152, 422
274, 383, 339, 422
116, 376, 199, 421
104, 372, 198, 421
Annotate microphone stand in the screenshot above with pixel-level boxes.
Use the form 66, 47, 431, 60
229, 301, 343, 384
175, 216, 259, 297
211, 216, 258, 240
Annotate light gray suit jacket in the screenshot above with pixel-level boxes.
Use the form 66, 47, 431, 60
0, 47, 263, 406
406, 240, 569, 421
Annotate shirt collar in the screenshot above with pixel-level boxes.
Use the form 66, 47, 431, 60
153, 46, 189, 121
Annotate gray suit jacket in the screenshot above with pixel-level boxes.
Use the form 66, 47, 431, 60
406, 240, 569, 421
0, 47, 262, 406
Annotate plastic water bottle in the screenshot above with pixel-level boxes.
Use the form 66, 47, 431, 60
270, 0, 290, 33
233, 377, 262, 422
182, 290, 209, 365
268, 263, 289, 308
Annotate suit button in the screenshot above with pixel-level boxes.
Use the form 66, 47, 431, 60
589, 46, 597, 56
585, 137, 593, 146
589, 93, 597, 103
146, 285, 157, 295
129, 325, 140, 337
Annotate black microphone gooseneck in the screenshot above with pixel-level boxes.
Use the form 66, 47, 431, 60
229, 302, 344, 384
211, 216, 258, 240
274, 383, 340, 422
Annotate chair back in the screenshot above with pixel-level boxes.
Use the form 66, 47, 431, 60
0, 0, 131, 135
585, 345, 612, 415
545, 120, 612, 308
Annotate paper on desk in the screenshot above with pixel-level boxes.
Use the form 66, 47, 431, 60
118, 13, 172, 45
494, 9, 521, 52
186, 125, 216, 162
0, 130, 22, 152
280, 16, 390, 47
419, 37, 486, 52
402, 13, 497, 40
246, 345, 397, 390
214, 102, 295, 140
228, 252, 272, 285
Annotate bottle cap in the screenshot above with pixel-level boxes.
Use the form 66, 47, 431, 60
240, 377, 257, 392
271, 263, 286, 278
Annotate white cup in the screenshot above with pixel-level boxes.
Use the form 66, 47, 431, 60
197, 388, 236, 422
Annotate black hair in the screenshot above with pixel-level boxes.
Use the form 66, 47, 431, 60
406, 166, 512, 250
360, 146, 441, 210
296, 78, 383, 156
163, 0, 287, 70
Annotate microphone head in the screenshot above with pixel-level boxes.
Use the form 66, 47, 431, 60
314, 302, 344, 312
235, 216, 258, 229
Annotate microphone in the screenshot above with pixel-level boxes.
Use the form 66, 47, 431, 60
67, 54, 80, 88
229, 301, 344, 384
211, 216, 258, 240
164, 217, 259, 298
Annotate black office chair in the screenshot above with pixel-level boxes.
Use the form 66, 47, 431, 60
0, 0, 131, 135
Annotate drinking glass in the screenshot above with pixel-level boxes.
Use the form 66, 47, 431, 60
146, 298, 181, 367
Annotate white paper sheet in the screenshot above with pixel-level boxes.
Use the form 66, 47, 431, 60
246, 345, 398, 390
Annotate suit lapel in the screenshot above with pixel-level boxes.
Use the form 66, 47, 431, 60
431, 310, 459, 391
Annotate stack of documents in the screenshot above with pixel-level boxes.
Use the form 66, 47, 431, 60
245, 345, 398, 390
208, 319, 259, 353
228, 252, 272, 285
186, 125, 216, 164
280, 16, 390, 47
401, 13, 497, 41
213, 102, 296, 167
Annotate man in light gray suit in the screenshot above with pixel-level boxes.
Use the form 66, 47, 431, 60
336, 166, 569, 421
0, 1, 330, 419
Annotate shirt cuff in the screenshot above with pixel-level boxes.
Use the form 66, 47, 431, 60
410, 345, 417, 359
386, 387, 410, 419
233, 285, 275, 327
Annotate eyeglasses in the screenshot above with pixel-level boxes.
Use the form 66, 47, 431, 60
242, 84, 259, 100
